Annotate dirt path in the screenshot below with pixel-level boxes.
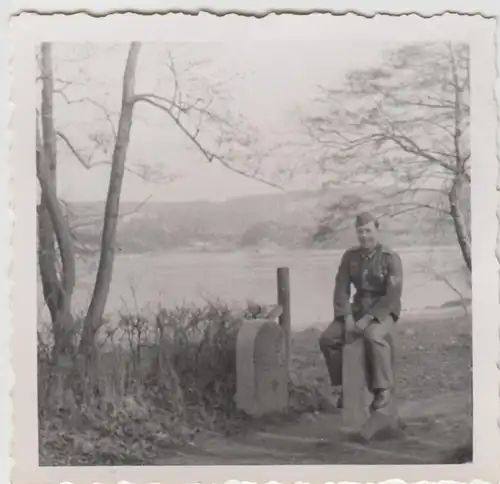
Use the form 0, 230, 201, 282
155, 392, 471, 465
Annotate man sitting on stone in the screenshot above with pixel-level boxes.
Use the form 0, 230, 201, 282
319, 212, 403, 411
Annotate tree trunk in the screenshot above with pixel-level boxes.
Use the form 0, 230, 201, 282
38, 42, 76, 353
38, 43, 60, 334
81, 42, 142, 350
449, 175, 471, 272
37, 43, 78, 414
37, 201, 62, 325
36, 138, 76, 352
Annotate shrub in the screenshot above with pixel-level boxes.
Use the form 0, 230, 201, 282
38, 299, 290, 465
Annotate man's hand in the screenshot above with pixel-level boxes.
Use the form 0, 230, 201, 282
354, 314, 373, 335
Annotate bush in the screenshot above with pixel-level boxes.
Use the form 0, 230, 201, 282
38, 299, 299, 465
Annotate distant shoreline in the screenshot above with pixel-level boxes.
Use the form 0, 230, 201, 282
76, 243, 461, 261
40, 245, 469, 330
104, 244, 460, 259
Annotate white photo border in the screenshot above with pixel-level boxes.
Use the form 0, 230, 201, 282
7, 11, 500, 484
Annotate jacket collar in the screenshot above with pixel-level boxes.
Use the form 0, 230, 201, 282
359, 243, 381, 261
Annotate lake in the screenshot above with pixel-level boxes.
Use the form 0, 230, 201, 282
37, 246, 470, 330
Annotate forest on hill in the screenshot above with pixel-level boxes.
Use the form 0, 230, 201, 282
68, 187, 458, 254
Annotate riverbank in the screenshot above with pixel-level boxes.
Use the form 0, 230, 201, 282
39, 304, 472, 465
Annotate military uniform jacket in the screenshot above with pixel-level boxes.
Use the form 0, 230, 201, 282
334, 243, 403, 322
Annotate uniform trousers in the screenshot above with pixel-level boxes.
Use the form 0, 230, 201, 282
319, 317, 395, 390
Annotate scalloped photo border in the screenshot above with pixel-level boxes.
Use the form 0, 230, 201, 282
5, 10, 500, 484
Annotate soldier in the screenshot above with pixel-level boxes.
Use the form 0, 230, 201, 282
319, 212, 403, 411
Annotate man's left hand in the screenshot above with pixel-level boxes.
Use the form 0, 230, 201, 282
354, 315, 373, 335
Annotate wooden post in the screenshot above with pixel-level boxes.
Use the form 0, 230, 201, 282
277, 267, 291, 375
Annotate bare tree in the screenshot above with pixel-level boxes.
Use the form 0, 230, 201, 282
37, 43, 76, 356
302, 42, 471, 270
37, 42, 277, 369
78, 43, 142, 352
51, 45, 281, 248
36, 43, 82, 411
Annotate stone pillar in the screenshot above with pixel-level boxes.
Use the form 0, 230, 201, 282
234, 319, 288, 417
341, 337, 372, 430
342, 331, 400, 440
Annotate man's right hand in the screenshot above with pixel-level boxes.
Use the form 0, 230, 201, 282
344, 314, 356, 344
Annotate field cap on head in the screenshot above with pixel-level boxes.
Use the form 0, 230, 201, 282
355, 211, 377, 227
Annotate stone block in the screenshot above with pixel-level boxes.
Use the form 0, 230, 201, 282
342, 332, 399, 437
341, 336, 372, 430
234, 319, 288, 417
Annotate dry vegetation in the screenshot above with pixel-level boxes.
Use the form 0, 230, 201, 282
38, 299, 472, 466
38, 300, 326, 465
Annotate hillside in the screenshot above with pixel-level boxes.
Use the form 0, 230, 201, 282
68, 188, 459, 254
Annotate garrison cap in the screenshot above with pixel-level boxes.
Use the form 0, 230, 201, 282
355, 211, 378, 227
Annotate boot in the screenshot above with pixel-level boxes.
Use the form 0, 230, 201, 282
371, 388, 391, 411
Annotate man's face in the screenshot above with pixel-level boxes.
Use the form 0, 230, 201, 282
356, 221, 379, 250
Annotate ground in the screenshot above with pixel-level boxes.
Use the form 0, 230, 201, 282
154, 310, 472, 465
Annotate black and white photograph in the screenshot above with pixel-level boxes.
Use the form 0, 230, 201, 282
8, 12, 499, 484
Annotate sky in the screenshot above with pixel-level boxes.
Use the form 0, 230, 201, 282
48, 41, 394, 203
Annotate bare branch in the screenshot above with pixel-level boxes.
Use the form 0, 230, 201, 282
132, 92, 225, 122
381, 132, 461, 175
56, 130, 177, 185
56, 130, 92, 168
376, 201, 451, 217
134, 95, 283, 189
424, 263, 470, 316
300, 42, 470, 264
70, 194, 153, 230
56, 94, 118, 141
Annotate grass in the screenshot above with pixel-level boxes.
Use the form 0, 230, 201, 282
38, 301, 472, 466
